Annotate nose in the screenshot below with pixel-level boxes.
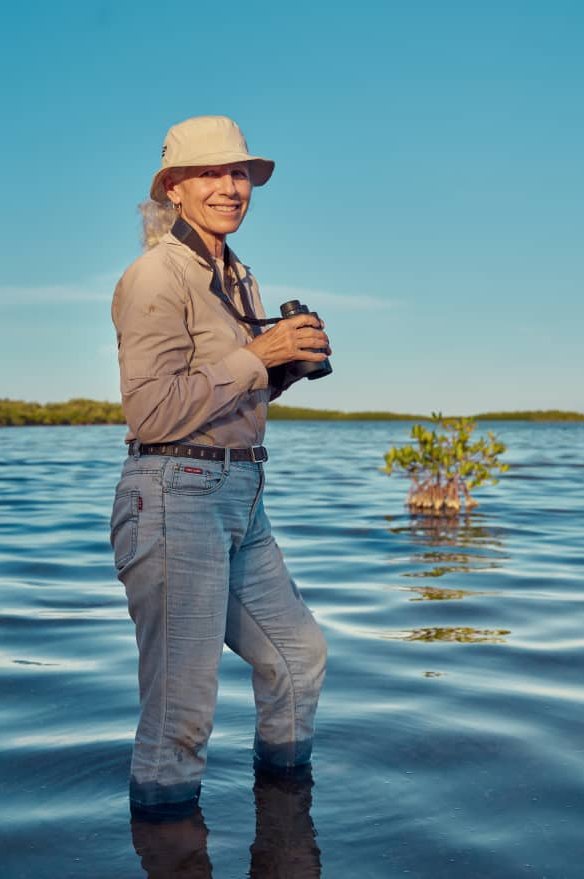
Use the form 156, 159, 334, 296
218, 171, 237, 196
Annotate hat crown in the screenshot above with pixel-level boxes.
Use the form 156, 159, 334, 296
161, 116, 249, 168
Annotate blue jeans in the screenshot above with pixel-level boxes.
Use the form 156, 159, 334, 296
110, 451, 327, 812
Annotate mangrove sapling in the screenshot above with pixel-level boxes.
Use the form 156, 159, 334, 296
383, 414, 508, 514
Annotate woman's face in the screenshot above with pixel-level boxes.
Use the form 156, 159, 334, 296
165, 163, 252, 251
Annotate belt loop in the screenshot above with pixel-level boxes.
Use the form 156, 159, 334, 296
223, 447, 231, 476
132, 440, 141, 461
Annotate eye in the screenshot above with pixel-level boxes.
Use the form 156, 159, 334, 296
232, 168, 250, 180
200, 169, 219, 178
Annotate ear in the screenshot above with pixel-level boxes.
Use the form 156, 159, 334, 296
163, 170, 182, 207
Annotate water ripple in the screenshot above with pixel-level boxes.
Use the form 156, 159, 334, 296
1, 422, 584, 877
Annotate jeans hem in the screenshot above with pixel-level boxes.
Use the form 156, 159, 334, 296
130, 792, 201, 821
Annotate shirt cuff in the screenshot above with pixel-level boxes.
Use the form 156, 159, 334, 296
223, 346, 269, 392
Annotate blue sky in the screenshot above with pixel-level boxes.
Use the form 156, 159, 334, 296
0, 0, 582, 414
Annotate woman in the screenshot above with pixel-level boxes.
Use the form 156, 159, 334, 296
110, 115, 329, 818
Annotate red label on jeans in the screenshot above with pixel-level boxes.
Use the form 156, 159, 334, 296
184, 466, 204, 474
138, 496, 143, 511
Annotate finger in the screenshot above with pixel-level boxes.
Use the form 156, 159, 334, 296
295, 328, 329, 345
288, 314, 322, 330
298, 345, 328, 354
292, 350, 329, 362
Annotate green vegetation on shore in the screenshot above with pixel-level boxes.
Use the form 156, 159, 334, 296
0, 398, 126, 426
268, 405, 423, 421
269, 406, 584, 422
472, 410, 584, 422
0, 398, 583, 427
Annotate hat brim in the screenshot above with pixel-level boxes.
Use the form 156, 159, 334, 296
150, 153, 275, 203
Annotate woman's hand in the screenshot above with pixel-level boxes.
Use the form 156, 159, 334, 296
246, 315, 331, 369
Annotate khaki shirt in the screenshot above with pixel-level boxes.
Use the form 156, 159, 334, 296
112, 231, 271, 447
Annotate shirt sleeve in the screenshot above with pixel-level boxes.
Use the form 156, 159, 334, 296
112, 259, 268, 443
246, 274, 284, 402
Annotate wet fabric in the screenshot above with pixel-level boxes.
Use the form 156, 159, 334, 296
110, 452, 327, 811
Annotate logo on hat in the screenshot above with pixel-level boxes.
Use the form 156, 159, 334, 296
161, 144, 167, 158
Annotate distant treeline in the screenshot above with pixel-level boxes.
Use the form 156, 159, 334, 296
472, 410, 584, 422
0, 398, 126, 426
269, 406, 584, 422
268, 405, 422, 421
1, 398, 583, 427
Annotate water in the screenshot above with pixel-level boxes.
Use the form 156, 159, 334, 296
1, 421, 583, 878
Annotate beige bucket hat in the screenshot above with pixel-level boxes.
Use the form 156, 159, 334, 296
150, 115, 275, 203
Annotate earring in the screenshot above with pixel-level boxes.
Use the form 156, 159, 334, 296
173, 201, 182, 213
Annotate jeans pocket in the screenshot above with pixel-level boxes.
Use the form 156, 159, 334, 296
169, 461, 227, 495
110, 489, 140, 570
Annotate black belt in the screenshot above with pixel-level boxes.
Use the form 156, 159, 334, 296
129, 442, 268, 463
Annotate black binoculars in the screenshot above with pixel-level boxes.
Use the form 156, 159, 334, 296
268, 299, 333, 392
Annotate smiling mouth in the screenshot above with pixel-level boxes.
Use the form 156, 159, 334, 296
210, 204, 241, 213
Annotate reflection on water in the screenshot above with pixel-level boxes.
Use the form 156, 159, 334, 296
400, 585, 486, 600
131, 770, 320, 879
403, 551, 502, 579
249, 769, 321, 879
404, 626, 511, 643
419, 550, 492, 564
402, 565, 491, 578
388, 511, 509, 587
387, 511, 506, 550
132, 810, 211, 878
364, 625, 511, 643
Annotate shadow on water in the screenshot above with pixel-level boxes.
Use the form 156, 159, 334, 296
131, 770, 321, 878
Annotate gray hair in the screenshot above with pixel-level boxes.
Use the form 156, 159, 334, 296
138, 168, 189, 249
138, 199, 176, 250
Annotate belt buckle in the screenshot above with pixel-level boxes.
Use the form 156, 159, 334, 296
250, 445, 267, 463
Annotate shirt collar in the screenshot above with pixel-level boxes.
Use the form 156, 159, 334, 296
169, 217, 250, 281
169, 217, 253, 313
